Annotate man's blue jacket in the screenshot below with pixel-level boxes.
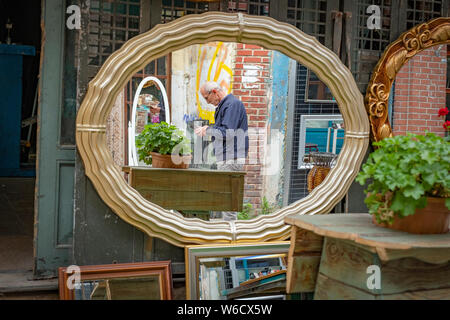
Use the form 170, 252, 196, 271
206, 94, 249, 162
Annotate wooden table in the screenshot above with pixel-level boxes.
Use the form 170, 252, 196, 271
284, 214, 450, 300
122, 166, 246, 212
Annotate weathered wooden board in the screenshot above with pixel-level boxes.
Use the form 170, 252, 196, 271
286, 227, 323, 293
314, 273, 377, 300
285, 214, 450, 252
137, 190, 233, 211
125, 167, 245, 211
314, 273, 450, 300
319, 238, 450, 295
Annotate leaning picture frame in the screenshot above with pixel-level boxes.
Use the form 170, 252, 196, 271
58, 261, 173, 300
185, 241, 290, 300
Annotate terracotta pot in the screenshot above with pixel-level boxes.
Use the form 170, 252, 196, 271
372, 197, 450, 234
150, 152, 191, 169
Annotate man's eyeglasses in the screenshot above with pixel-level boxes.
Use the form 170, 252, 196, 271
203, 90, 213, 101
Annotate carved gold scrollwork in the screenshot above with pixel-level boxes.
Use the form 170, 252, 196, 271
402, 23, 433, 57
367, 83, 389, 119
366, 17, 450, 143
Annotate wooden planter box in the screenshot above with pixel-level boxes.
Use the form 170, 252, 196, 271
122, 166, 246, 212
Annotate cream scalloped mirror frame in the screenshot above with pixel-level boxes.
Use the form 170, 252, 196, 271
76, 12, 370, 247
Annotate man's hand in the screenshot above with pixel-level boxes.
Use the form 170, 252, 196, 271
194, 125, 208, 137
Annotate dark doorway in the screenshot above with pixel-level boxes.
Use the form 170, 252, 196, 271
0, 0, 41, 278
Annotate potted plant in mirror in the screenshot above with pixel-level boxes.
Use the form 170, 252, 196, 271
356, 132, 450, 234
136, 122, 192, 169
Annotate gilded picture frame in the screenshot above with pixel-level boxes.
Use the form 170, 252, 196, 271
75, 12, 369, 247
365, 17, 450, 142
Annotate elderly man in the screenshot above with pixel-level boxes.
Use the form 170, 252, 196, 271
195, 81, 249, 220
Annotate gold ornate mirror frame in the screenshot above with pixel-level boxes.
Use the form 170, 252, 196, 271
76, 12, 369, 247
366, 17, 450, 142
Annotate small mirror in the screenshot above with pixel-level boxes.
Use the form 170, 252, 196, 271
58, 261, 173, 300
74, 276, 161, 300
129, 77, 170, 166
185, 241, 290, 300
198, 254, 287, 300
305, 70, 336, 103
297, 115, 344, 169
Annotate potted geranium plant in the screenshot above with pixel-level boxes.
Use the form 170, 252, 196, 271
136, 122, 192, 169
356, 132, 450, 234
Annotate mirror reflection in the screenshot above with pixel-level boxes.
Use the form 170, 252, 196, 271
73, 276, 161, 300
198, 254, 287, 300
390, 44, 449, 137
305, 69, 336, 102
105, 41, 345, 221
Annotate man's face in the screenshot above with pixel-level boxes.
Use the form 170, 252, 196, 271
201, 87, 220, 106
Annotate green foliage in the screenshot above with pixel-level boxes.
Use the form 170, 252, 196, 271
237, 203, 253, 220
356, 132, 450, 224
261, 196, 274, 215
237, 197, 277, 220
135, 122, 191, 165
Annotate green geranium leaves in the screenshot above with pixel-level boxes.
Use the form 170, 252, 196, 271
136, 122, 191, 165
357, 132, 450, 224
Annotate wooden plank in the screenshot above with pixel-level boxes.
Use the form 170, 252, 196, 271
284, 214, 450, 251
383, 287, 450, 300
319, 238, 450, 295
287, 255, 321, 293
132, 169, 244, 193
290, 228, 325, 254
376, 247, 450, 265
315, 273, 450, 300
286, 227, 324, 293
230, 176, 242, 211
128, 167, 245, 211
314, 273, 377, 300
136, 190, 233, 211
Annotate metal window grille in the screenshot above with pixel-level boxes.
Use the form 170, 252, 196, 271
285, 1, 339, 203
88, 0, 140, 67
286, 0, 328, 44
352, 0, 392, 93
161, 0, 213, 23
227, 0, 269, 15
406, 0, 443, 29
288, 65, 340, 203
355, 0, 392, 52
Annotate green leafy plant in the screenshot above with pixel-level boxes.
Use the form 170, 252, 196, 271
237, 203, 253, 220
135, 122, 191, 165
356, 132, 450, 224
261, 196, 274, 215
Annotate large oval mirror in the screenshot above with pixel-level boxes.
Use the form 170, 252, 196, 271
366, 17, 450, 142
77, 12, 369, 247
106, 42, 347, 223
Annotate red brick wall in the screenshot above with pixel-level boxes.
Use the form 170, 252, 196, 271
232, 43, 271, 213
392, 46, 447, 137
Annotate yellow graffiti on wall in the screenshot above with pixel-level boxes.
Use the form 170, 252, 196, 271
196, 42, 233, 124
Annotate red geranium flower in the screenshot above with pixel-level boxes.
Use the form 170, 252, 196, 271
438, 107, 449, 117
444, 120, 450, 131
